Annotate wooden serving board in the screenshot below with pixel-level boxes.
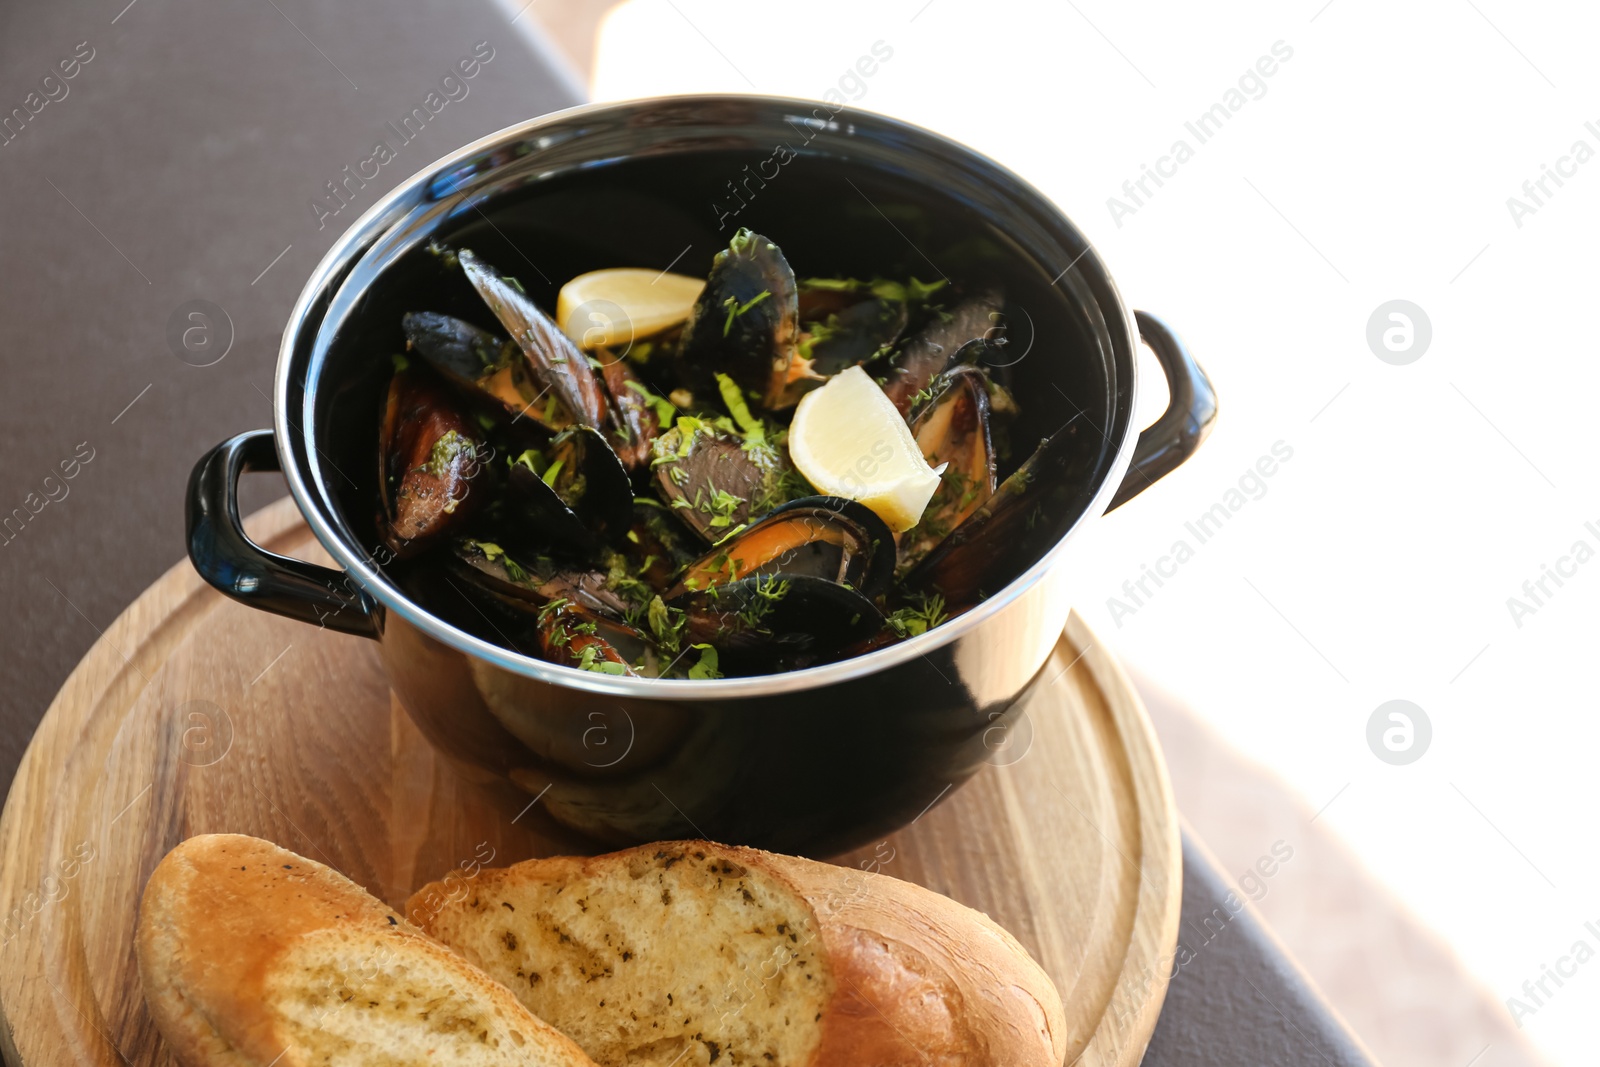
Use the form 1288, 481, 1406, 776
0, 497, 1180, 1067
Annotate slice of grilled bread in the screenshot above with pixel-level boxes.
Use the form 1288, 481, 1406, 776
136, 834, 598, 1067
407, 840, 1067, 1067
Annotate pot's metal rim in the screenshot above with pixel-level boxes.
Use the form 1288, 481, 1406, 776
273, 92, 1139, 699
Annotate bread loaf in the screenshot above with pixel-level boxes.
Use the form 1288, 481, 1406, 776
136, 834, 598, 1067
408, 840, 1066, 1066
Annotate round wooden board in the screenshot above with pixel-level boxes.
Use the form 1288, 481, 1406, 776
0, 497, 1180, 1067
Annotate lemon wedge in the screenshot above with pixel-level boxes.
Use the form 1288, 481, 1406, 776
788, 366, 944, 533
556, 268, 705, 350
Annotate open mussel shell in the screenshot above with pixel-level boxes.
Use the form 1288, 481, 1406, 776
900, 365, 998, 571
502, 424, 634, 552
652, 420, 795, 543
623, 500, 699, 589
536, 600, 658, 678
796, 288, 910, 376
881, 289, 1003, 415
378, 367, 489, 558
904, 419, 1094, 607
449, 539, 634, 620
676, 229, 818, 409
667, 495, 896, 601
458, 248, 613, 431
599, 357, 666, 473
401, 311, 527, 411
675, 574, 882, 672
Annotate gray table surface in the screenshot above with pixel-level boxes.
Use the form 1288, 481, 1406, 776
0, 1, 1373, 1063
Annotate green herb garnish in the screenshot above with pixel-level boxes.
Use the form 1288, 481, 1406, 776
886, 593, 948, 638
687, 643, 722, 680
721, 290, 772, 336
715, 373, 766, 445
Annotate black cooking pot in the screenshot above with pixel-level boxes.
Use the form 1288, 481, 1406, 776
186, 96, 1215, 855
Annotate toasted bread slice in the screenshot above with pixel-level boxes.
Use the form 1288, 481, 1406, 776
408, 841, 1066, 1067
136, 834, 598, 1067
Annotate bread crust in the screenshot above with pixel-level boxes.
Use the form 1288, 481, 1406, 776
408, 841, 1066, 1067
754, 848, 1068, 1067
136, 834, 595, 1067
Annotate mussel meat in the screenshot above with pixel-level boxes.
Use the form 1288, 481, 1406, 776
535, 599, 658, 678
667, 496, 895, 600
600, 357, 670, 472
651, 418, 797, 543
400, 311, 539, 421
379, 366, 489, 557
899, 364, 998, 570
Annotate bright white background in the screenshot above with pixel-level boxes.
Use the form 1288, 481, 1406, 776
591, 2, 1598, 1062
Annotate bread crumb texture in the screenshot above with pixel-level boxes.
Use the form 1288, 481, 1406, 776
413, 843, 833, 1067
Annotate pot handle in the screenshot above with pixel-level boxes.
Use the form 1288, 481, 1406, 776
186, 430, 380, 639
1107, 311, 1219, 510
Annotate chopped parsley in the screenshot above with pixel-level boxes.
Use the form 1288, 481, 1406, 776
575, 642, 628, 675
686, 643, 722, 680
701, 486, 745, 528
625, 379, 678, 426
721, 290, 772, 336
422, 430, 474, 479
737, 575, 790, 629
474, 541, 527, 582
645, 595, 687, 657
715, 373, 767, 445
886, 593, 948, 638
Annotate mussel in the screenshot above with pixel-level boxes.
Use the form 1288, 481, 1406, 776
622, 499, 699, 590
904, 419, 1094, 608
795, 282, 911, 376
662, 497, 893, 668
666, 496, 894, 599
400, 311, 539, 421
880, 289, 1004, 415
459, 248, 614, 431
371, 230, 1092, 680
599, 357, 670, 472
535, 599, 658, 678
677, 230, 821, 409
651, 418, 797, 543
500, 424, 634, 552
450, 539, 635, 620
899, 364, 999, 571
378, 366, 489, 557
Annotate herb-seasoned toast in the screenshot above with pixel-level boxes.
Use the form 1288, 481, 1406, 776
408, 840, 1066, 1067
136, 834, 598, 1067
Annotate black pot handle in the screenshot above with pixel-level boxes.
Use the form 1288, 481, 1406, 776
1108, 311, 1219, 510
186, 430, 380, 639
